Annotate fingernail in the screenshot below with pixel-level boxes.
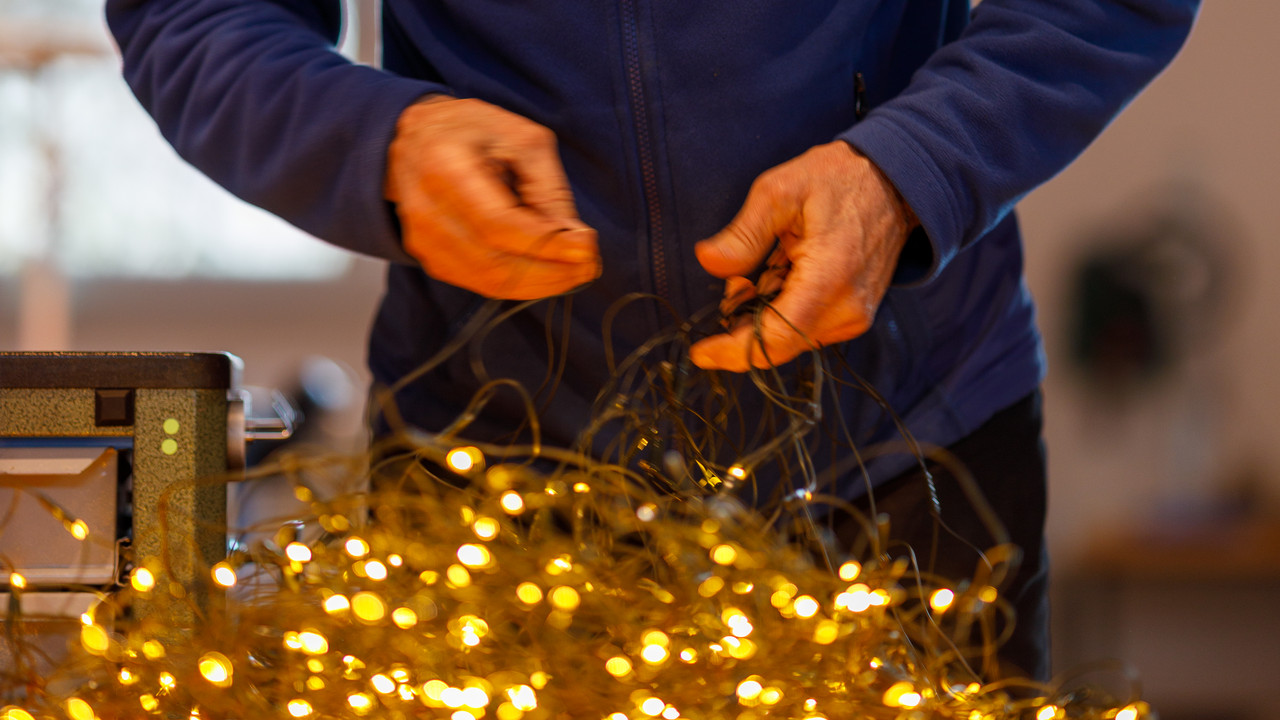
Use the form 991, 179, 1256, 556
555, 226, 599, 260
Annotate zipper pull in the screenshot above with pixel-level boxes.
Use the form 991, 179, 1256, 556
854, 72, 867, 120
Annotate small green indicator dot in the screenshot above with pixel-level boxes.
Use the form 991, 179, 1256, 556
163, 418, 180, 435
161, 438, 178, 456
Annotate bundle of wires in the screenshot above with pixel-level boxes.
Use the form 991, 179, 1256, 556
1, 297, 1146, 720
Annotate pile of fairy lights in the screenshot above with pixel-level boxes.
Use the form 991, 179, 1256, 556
2, 439, 1147, 720
3, 297, 1151, 719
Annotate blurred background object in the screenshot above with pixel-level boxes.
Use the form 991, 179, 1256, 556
1066, 185, 1233, 405
0, 0, 382, 438
1016, 3, 1280, 717
2, 0, 1279, 717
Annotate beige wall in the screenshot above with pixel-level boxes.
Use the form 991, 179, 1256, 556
1020, 1, 1280, 563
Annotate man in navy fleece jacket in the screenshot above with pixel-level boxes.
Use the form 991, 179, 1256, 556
106, 0, 1199, 679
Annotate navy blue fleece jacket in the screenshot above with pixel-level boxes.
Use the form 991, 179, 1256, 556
106, 0, 1198, 489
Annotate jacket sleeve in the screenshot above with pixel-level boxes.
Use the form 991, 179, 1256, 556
105, 0, 450, 264
838, 0, 1200, 284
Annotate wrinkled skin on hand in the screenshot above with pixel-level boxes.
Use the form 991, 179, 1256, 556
385, 96, 601, 300
690, 141, 919, 372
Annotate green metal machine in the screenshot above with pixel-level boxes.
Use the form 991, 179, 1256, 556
0, 352, 240, 664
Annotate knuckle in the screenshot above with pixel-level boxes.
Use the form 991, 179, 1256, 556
724, 224, 756, 251
516, 123, 556, 150
752, 171, 785, 198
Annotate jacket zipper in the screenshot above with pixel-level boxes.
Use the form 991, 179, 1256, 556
619, 0, 668, 301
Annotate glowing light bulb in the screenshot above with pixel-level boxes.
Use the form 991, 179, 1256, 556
549, 585, 580, 611
198, 651, 233, 687
130, 567, 156, 593
347, 693, 375, 714
1116, 706, 1139, 720
65, 698, 94, 720
324, 594, 351, 614
447, 447, 483, 473
929, 588, 955, 613
462, 687, 490, 708
298, 630, 329, 655
837, 561, 861, 581
285, 542, 312, 563
736, 680, 763, 700
508, 685, 537, 711
442, 687, 466, 708
606, 656, 633, 677
344, 537, 370, 558
883, 682, 919, 708
211, 562, 237, 588
793, 595, 819, 618
640, 698, 665, 716
371, 674, 396, 695
642, 629, 669, 646
710, 544, 738, 565
473, 517, 500, 539
457, 544, 492, 568
640, 644, 668, 664
1037, 705, 1059, 720
392, 607, 419, 628
446, 564, 472, 587
812, 620, 839, 644
351, 592, 387, 623
516, 582, 543, 604
287, 699, 313, 717
69, 519, 89, 540
698, 576, 724, 597
500, 491, 525, 514
364, 559, 388, 580
80, 623, 110, 655
423, 680, 448, 701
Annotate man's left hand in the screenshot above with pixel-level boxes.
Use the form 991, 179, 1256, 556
689, 141, 919, 372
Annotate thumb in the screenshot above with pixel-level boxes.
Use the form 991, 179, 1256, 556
696, 179, 793, 279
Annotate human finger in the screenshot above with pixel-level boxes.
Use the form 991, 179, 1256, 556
424, 149, 596, 263
491, 122, 589, 227
696, 173, 797, 279
426, 232, 602, 300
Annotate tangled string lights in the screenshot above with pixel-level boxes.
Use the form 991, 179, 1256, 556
2, 297, 1147, 719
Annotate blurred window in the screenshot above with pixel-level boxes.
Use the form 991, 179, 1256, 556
0, 0, 369, 280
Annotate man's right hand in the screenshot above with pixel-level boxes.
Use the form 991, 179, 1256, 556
385, 96, 601, 300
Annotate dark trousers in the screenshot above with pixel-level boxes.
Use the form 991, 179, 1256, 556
839, 391, 1050, 682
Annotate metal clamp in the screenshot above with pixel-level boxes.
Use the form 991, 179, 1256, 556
226, 388, 297, 470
